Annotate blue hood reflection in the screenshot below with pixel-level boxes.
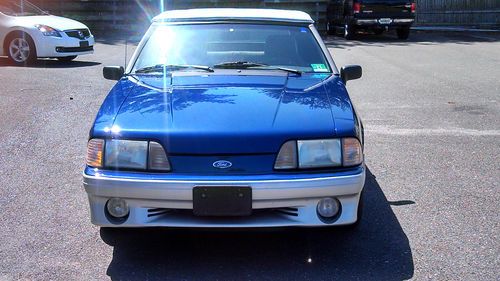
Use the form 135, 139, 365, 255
91, 73, 356, 154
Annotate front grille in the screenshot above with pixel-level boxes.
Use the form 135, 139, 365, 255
272, 207, 299, 217
55, 46, 94, 53
65, 29, 91, 40
147, 208, 177, 217
146, 207, 299, 218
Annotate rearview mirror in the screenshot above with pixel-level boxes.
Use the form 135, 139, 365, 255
340, 65, 362, 84
103, 66, 125, 81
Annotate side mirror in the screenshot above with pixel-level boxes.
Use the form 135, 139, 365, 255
340, 65, 362, 84
103, 66, 125, 81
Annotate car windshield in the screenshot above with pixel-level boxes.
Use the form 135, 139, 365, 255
0, 0, 46, 16
132, 23, 331, 74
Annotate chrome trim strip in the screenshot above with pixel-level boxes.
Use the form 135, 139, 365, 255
83, 170, 363, 184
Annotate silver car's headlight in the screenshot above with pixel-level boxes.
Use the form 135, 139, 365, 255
35, 24, 61, 37
105, 140, 148, 170
274, 138, 363, 170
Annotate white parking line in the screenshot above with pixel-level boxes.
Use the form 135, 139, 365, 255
365, 125, 500, 136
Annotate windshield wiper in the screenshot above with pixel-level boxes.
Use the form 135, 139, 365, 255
213, 61, 302, 75
134, 64, 214, 74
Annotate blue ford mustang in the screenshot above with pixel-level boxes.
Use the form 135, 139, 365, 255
84, 8, 365, 228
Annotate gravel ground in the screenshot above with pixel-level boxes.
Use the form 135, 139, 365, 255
0, 30, 499, 280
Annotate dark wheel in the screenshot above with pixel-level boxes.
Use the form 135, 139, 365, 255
326, 21, 335, 35
344, 17, 355, 40
6, 32, 37, 65
396, 27, 410, 40
57, 56, 77, 62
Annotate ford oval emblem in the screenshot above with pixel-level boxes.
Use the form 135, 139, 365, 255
213, 160, 232, 169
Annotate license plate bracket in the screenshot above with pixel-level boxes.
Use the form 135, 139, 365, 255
379, 18, 393, 25
80, 41, 89, 47
193, 186, 252, 216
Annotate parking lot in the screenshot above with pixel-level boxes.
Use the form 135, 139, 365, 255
0, 30, 499, 280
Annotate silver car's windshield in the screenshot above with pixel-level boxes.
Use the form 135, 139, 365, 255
132, 23, 331, 74
0, 0, 46, 16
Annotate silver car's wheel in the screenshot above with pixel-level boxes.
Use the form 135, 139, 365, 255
9, 38, 31, 63
6, 33, 36, 65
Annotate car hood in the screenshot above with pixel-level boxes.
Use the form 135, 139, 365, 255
12, 15, 88, 30
92, 72, 356, 154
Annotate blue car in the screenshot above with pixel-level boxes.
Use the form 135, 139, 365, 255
84, 8, 365, 228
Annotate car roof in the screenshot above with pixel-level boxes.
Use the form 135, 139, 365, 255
152, 8, 314, 24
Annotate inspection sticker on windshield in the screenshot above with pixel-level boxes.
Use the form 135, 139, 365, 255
311, 64, 328, 72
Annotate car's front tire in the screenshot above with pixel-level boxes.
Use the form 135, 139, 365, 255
6, 32, 37, 65
57, 56, 77, 62
396, 27, 410, 40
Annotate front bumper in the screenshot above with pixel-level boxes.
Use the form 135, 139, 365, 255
83, 167, 366, 228
33, 33, 95, 58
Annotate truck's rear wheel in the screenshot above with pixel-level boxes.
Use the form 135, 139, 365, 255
344, 18, 355, 40
397, 27, 410, 40
326, 21, 335, 35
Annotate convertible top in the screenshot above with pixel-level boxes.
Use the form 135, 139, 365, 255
152, 8, 314, 24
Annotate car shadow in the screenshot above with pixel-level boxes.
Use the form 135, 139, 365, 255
323, 30, 500, 49
100, 168, 414, 280
0, 57, 101, 68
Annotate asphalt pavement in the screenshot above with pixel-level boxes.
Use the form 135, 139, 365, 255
0, 30, 499, 280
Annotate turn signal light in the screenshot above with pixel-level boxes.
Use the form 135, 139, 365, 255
274, 141, 298, 169
148, 141, 171, 171
86, 139, 104, 168
342, 138, 363, 166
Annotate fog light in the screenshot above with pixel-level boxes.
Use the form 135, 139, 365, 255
106, 198, 129, 218
317, 197, 340, 218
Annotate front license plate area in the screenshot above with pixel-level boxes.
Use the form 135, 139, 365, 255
193, 186, 252, 216
80, 41, 89, 47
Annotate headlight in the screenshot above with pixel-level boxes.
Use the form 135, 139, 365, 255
274, 138, 363, 170
105, 140, 148, 170
86, 139, 171, 171
35, 24, 61, 37
298, 139, 342, 168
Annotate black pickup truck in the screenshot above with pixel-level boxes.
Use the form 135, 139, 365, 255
326, 0, 416, 39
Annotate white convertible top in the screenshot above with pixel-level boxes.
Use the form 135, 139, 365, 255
153, 8, 314, 24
